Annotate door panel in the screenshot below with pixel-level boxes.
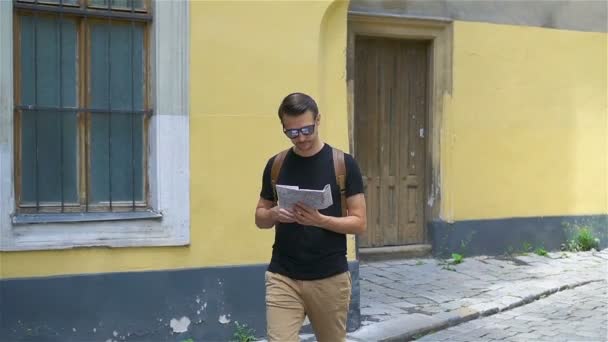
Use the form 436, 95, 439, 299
354, 37, 429, 248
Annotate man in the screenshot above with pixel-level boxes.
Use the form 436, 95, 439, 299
255, 93, 367, 342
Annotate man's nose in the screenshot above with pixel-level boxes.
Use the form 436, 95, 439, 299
296, 134, 306, 142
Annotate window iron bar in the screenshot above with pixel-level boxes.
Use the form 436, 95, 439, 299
107, 8, 113, 211
84, 11, 89, 212
130, 14, 136, 211
58, 0, 65, 212
15, 105, 153, 116
33, 11, 40, 212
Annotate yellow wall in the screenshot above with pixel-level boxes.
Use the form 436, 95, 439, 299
6, 11, 605, 279
441, 21, 608, 221
189, 0, 354, 265
0, 0, 351, 279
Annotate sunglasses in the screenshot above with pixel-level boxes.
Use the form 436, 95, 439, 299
283, 124, 315, 139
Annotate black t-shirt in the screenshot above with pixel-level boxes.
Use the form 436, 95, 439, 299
260, 143, 364, 280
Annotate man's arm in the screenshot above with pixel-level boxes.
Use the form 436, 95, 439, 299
293, 193, 367, 235
256, 155, 296, 229
255, 197, 296, 229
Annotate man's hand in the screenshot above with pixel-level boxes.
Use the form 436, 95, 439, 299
256, 198, 295, 228
293, 203, 329, 227
256, 194, 367, 234
271, 206, 296, 224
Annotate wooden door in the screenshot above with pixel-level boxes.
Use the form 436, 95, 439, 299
354, 37, 429, 248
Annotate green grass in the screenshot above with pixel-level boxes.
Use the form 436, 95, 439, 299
451, 253, 464, 265
566, 227, 600, 252
232, 322, 256, 342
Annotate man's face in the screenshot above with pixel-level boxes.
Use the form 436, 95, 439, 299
282, 110, 320, 153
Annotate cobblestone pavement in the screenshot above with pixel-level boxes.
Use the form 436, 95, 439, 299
359, 249, 607, 327
344, 249, 608, 341
416, 280, 608, 342
294, 249, 607, 342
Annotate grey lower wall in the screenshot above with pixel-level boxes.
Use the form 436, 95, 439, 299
0, 262, 360, 342
429, 214, 608, 258
350, 0, 608, 33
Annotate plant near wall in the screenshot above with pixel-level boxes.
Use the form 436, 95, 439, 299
522, 241, 533, 255
232, 322, 256, 342
562, 220, 604, 252
440, 253, 464, 271
565, 227, 600, 252
451, 253, 464, 264
534, 248, 548, 257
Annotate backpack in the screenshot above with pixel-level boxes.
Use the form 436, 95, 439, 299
271, 147, 347, 217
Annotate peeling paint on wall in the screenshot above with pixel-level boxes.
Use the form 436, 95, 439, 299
349, 0, 608, 32
169, 317, 191, 333
0, 262, 361, 341
218, 314, 231, 324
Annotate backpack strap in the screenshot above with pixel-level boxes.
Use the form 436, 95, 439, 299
332, 148, 347, 217
270, 149, 289, 205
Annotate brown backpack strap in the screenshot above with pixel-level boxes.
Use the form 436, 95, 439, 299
271, 149, 289, 205
332, 148, 347, 217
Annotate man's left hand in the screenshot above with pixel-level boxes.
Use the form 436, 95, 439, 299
293, 203, 328, 227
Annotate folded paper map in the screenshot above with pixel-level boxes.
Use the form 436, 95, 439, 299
275, 184, 333, 210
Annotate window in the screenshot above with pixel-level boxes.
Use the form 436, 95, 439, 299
14, 0, 152, 214
0, 0, 190, 250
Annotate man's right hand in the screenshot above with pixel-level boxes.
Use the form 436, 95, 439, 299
271, 206, 296, 224
256, 198, 295, 228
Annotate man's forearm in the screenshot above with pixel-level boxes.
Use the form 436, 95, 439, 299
255, 207, 275, 229
318, 215, 366, 235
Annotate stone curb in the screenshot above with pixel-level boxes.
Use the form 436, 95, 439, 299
347, 279, 604, 342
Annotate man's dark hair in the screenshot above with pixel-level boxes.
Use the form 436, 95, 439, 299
278, 93, 319, 122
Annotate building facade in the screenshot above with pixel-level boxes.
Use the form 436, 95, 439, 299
0, 0, 606, 341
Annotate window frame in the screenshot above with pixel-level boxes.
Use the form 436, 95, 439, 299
0, 0, 190, 251
13, 4, 151, 214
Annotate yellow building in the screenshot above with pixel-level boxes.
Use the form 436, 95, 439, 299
0, 0, 605, 341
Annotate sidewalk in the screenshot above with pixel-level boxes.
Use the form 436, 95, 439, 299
344, 249, 607, 341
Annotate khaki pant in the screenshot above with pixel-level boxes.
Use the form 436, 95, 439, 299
265, 271, 351, 342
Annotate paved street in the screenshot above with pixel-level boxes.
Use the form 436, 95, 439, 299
291, 250, 607, 342
347, 249, 608, 341
416, 280, 608, 342
359, 250, 606, 326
